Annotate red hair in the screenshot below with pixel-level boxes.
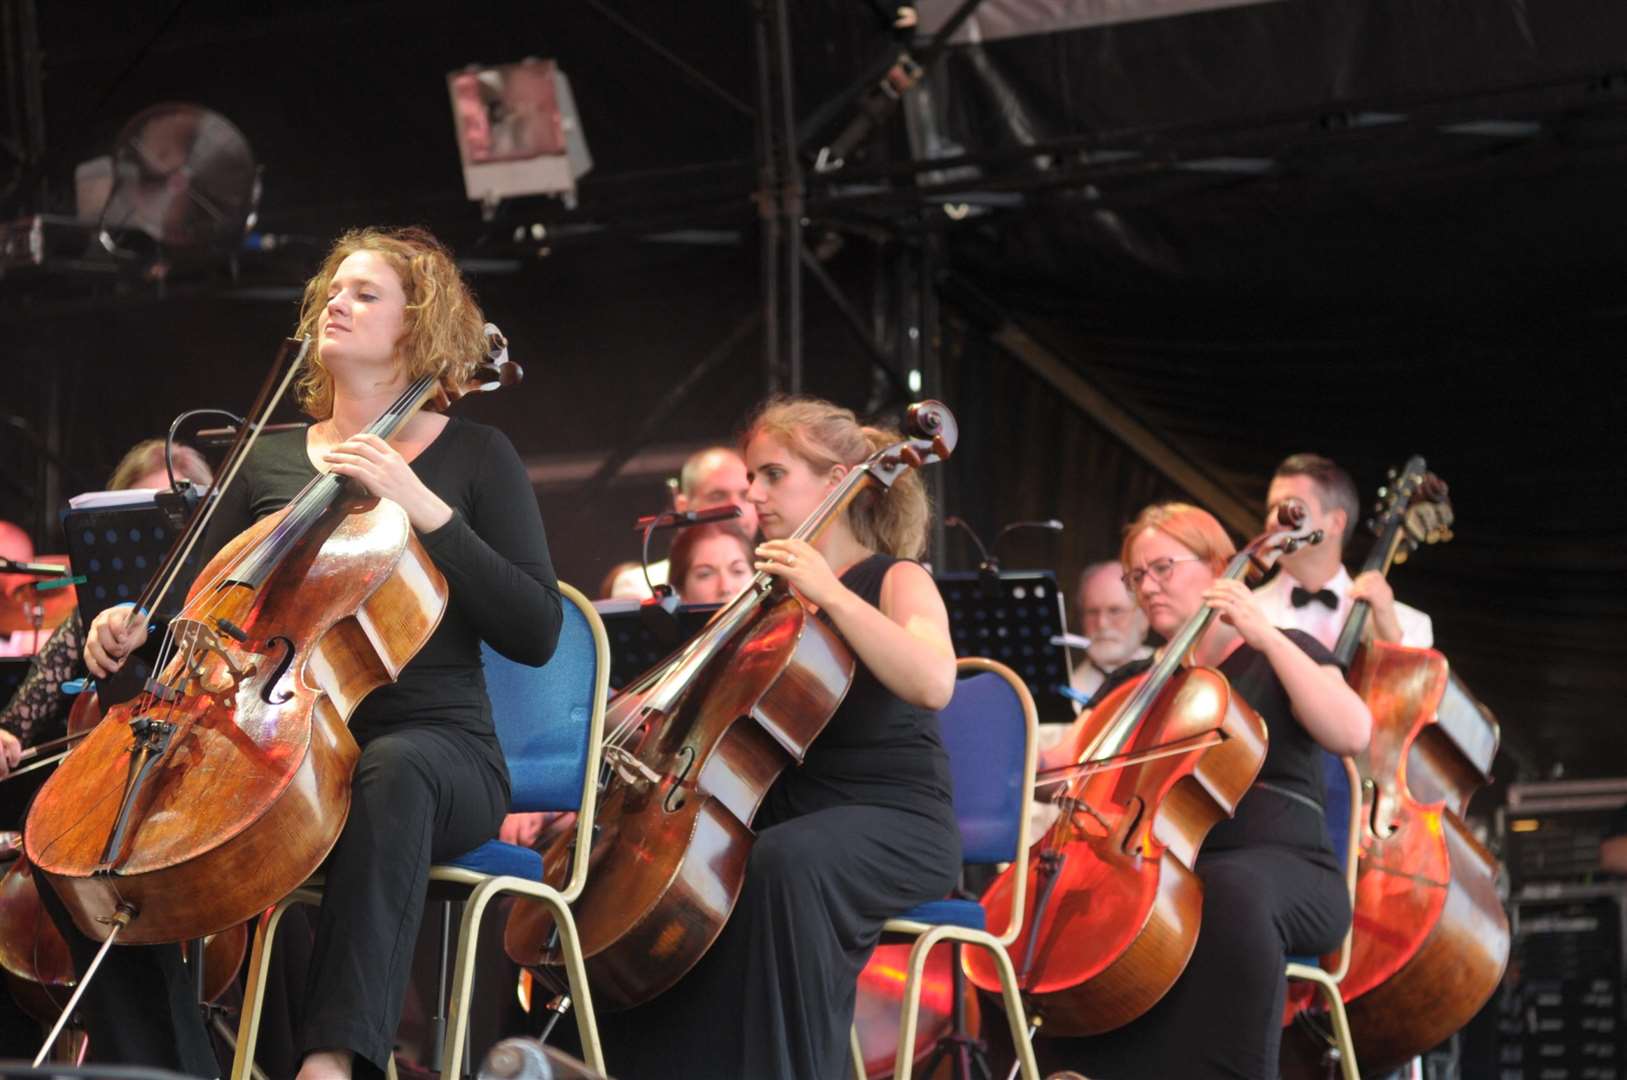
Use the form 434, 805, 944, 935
1120, 502, 1236, 574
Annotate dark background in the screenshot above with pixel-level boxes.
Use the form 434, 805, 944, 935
3, 1, 1624, 784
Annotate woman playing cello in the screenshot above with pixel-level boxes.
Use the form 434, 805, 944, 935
597, 396, 962, 1080
67, 225, 561, 1079
1038, 502, 1371, 1080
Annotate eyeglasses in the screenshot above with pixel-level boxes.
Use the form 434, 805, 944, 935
1121, 556, 1203, 591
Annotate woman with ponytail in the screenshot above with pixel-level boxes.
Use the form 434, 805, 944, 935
600, 396, 961, 1080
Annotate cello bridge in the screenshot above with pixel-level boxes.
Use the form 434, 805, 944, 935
603, 744, 663, 788
169, 618, 260, 712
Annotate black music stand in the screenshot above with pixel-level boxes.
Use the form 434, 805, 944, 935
593, 599, 722, 691
936, 570, 1076, 725
62, 492, 200, 630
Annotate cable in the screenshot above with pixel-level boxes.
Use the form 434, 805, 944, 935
165, 407, 245, 491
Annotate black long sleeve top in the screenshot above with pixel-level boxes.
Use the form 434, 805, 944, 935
197, 416, 560, 786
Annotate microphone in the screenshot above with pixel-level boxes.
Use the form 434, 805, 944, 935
944, 516, 995, 571
993, 519, 1065, 553
631, 505, 743, 533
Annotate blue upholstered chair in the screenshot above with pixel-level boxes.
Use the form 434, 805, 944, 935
1283, 753, 1363, 1080
850, 656, 1041, 1080
231, 581, 610, 1080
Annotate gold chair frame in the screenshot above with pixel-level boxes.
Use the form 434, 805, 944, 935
230, 581, 610, 1080
850, 655, 1041, 1080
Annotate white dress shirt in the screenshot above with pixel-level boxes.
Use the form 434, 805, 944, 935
1253, 565, 1433, 653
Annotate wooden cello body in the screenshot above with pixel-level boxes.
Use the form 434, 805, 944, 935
508, 591, 854, 1007
25, 486, 442, 943
965, 508, 1320, 1035
21, 342, 520, 946
505, 401, 958, 1010
0, 680, 248, 1027
1281, 458, 1508, 1075
966, 666, 1267, 1034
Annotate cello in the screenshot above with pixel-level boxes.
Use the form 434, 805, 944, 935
0, 678, 246, 1047
24, 331, 519, 960
964, 505, 1320, 1034
504, 402, 957, 1009
1282, 457, 1508, 1076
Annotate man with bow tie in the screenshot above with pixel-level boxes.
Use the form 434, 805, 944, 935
1253, 453, 1433, 650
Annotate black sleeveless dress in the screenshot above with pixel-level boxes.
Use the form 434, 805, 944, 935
1038, 629, 1352, 1080
600, 554, 962, 1080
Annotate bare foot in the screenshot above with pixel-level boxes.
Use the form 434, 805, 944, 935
295, 1049, 354, 1080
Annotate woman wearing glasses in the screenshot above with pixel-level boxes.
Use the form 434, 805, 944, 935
1038, 502, 1371, 1080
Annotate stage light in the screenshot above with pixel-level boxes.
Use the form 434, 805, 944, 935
448, 58, 593, 215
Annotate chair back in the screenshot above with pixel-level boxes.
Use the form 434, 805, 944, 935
937, 657, 1037, 946
1321, 752, 1363, 980
480, 581, 608, 900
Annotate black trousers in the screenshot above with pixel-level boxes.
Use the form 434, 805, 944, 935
298, 724, 508, 1078
1037, 844, 1350, 1080
38, 722, 506, 1080
599, 801, 961, 1080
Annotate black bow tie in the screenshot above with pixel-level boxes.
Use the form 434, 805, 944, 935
1291, 586, 1339, 610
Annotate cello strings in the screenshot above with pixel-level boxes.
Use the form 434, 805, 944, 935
126, 342, 312, 717
132, 371, 434, 720
596, 445, 902, 761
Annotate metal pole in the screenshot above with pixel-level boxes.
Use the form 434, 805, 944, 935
34, 906, 134, 1066
920, 222, 948, 567
771, 0, 803, 393
751, 1, 782, 394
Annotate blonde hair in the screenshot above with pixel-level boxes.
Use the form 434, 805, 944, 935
107, 439, 214, 490
742, 396, 931, 559
293, 226, 487, 419
1120, 502, 1236, 575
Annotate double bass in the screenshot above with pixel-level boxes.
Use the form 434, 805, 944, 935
505, 402, 957, 1008
964, 505, 1320, 1033
1282, 458, 1508, 1076
24, 333, 518, 955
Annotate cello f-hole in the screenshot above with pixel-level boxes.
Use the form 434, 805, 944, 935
664, 746, 696, 813
1362, 775, 1394, 839
261, 636, 296, 705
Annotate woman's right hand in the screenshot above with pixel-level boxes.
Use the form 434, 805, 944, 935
84, 603, 149, 678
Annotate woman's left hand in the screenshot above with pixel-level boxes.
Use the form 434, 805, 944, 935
324, 434, 453, 533
755, 539, 845, 609
1202, 578, 1275, 648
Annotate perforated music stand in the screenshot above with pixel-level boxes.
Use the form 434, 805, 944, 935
937, 570, 1076, 725
62, 494, 198, 629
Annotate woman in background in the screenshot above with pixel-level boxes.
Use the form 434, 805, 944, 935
667, 520, 753, 604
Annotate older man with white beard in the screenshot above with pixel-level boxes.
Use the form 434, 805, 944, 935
1029, 561, 1155, 833
1068, 560, 1155, 702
